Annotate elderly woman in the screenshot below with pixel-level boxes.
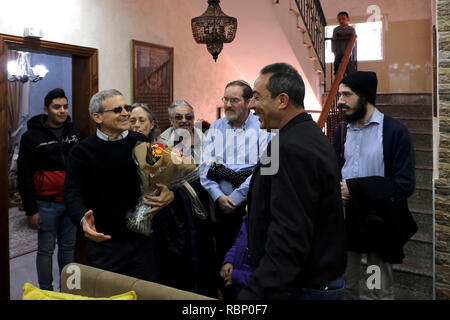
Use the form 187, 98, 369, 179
129, 103, 160, 142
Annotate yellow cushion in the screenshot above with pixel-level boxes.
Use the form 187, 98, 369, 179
22, 283, 137, 300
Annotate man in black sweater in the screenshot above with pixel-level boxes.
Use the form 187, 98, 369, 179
63, 89, 174, 281
238, 63, 347, 300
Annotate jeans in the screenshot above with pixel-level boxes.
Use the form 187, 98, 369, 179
334, 55, 343, 75
285, 275, 346, 300
345, 251, 395, 300
36, 200, 76, 291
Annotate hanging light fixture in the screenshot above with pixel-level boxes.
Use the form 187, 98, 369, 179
7, 51, 48, 83
191, 0, 237, 62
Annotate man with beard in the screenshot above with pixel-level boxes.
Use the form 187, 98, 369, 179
201, 80, 269, 299
333, 71, 417, 299
157, 100, 217, 297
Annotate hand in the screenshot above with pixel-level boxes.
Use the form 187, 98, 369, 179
27, 213, 41, 230
224, 275, 233, 286
143, 183, 174, 218
220, 263, 233, 279
82, 210, 112, 242
341, 182, 350, 204
217, 195, 236, 214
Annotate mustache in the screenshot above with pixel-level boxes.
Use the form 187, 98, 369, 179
338, 104, 350, 110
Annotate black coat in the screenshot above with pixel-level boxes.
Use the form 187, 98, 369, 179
18, 114, 80, 216
333, 115, 418, 263
238, 113, 347, 300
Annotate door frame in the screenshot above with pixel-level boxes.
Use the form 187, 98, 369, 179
0, 34, 98, 300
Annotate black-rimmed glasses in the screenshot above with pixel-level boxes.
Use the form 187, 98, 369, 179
103, 105, 133, 114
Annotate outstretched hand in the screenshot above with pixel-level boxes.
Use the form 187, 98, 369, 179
82, 210, 112, 242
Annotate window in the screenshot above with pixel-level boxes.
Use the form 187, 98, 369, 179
325, 21, 383, 62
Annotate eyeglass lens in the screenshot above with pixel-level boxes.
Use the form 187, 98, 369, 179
104, 105, 132, 114
174, 114, 193, 120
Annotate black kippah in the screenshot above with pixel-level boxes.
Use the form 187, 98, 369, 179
340, 71, 378, 105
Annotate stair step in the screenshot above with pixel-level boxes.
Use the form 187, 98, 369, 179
393, 257, 433, 277
403, 238, 433, 269
409, 186, 433, 206
414, 148, 433, 167
411, 210, 433, 241
409, 203, 433, 215
377, 104, 432, 118
410, 131, 433, 149
376, 93, 432, 105
396, 117, 432, 131
414, 166, 433, 184
393, 271, 433, 299
358, 256, 433, 299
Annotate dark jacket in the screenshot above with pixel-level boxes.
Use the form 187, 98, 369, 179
223, 215, 254, 295
18, 114, 80, 216
333, 115, 418, 263
238, 113, 347, 300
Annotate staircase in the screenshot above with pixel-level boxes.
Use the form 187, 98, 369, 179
373, 93, 434, 300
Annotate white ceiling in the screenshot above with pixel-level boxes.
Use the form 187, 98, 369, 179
185, 0, 322, 110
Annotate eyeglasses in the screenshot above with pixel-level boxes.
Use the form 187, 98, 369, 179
174, 114, 194, 121
103, 105, 132, 114
222, 97, 242, 104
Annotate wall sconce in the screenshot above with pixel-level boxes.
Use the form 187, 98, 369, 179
7, 51, 48, 83
191, 0, 237, 62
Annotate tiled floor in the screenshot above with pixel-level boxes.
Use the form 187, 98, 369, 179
9, 250, 59, 300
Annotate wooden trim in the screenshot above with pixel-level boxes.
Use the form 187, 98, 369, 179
0, 35, 10, 301
0, 34, 98, 300
317, 34, 357, 129
131, 39, 174, 104
0, 34, 97, 57
131, 40, 174, 131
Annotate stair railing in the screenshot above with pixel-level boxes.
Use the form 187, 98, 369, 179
294, 0, 327, 71
317, 33, 357, 135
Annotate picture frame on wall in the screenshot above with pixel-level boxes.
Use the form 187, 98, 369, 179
132, 40, 174, 131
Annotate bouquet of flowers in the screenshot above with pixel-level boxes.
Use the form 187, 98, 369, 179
126, 141, 198, 235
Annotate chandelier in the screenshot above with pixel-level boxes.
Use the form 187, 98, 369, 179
7, 51, 48, 83
191, 0, 237, 62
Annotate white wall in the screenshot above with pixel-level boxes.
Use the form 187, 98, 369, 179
0, 0, 244, 123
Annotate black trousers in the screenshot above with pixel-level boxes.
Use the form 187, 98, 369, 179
86, 233, 160, 282
213, 202, 246, 300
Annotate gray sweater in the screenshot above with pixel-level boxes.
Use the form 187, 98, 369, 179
332, 25, 355, 57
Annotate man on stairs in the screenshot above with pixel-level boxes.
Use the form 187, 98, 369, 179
333, 71, 418, 299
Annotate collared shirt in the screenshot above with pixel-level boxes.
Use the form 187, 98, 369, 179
342, 108, 384, 181
200, 112, 271, 206
96, 129, 129, 141
158, 126, 205, 163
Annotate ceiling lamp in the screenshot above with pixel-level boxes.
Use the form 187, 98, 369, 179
7, 51, 48, 83
191, 0, 237, 62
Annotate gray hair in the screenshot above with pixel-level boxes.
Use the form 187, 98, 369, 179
131, 102, 160, 143
89, 89, 123, 118
168, 100, 194, 117
131, 103, 157, 123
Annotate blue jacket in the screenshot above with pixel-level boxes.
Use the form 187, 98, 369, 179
223, 215, 254, 295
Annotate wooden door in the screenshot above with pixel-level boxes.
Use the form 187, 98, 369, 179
0, 34, 98, 299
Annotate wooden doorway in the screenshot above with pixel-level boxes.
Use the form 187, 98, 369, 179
0, 34, 98, 300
